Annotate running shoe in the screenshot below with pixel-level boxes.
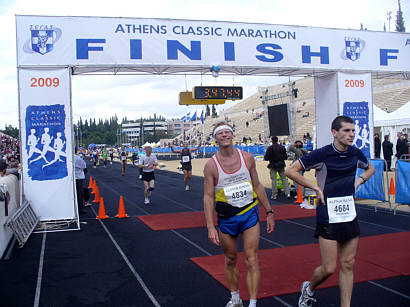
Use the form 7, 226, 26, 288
225, 299, 243, 307
144, 198, 150, 205
270, 195, 277, 200
298, 281, 316, 307
185, 185, 190, 191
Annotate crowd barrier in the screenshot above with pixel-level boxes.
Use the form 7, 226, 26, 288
127, 145, 267, 155
394, 160, 410, 214
0, 176, 20, 259
356, 159, 391, 212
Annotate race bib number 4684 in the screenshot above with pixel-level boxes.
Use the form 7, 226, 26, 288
327, 195, 356, 224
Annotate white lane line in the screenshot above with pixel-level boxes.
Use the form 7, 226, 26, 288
357, 205, 410, 218
171, 230, 212, 256
358, 219, 406, 232
92, 208, 161, 307
260, 236, 285, 248
272, 296, 293, 306
33, 232, 46, 307
368, 280, 410, 300
98, 178, 196, 212
282, 219, 315, 230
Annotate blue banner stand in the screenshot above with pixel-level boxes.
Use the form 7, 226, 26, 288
394, 159, 410, 215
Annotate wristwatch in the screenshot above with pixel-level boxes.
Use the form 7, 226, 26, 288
266, 209, 274, 215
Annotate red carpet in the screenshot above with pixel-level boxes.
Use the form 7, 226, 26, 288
137, 205, 316, 231
190, 232, 410, 300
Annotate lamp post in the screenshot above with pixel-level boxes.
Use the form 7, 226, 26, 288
387, 11, 392, 32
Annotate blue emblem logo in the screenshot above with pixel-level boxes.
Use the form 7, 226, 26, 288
341, 37, 365, 62
345, 38, 360, 61
31, 29, 54, 55
23, 26, 62, 55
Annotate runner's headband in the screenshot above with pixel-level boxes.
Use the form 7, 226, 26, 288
213, 125, 233, 137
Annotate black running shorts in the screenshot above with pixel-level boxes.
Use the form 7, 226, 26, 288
314, 219, 360, 242
142, 171, 155, 182
181, 163, 192, 171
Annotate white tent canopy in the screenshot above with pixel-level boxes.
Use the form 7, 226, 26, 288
374, 101, 410, 127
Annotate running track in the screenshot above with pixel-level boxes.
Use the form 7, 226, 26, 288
0, 160, 409, 307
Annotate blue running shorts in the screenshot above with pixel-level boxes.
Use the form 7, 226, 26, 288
218, 206, 259, 237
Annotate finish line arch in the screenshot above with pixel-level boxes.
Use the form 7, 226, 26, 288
16, 15, 409, 224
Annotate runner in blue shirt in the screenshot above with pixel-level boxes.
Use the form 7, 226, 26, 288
285, 115, 374, 307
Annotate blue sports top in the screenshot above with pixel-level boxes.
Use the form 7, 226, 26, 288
299, 143, 368, 224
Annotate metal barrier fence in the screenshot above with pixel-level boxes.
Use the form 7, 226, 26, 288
356, 159, 391, 212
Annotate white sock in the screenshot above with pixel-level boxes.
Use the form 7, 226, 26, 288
249, 299, 257, 307
306, 283, 315, 296
231, 290, 240, 303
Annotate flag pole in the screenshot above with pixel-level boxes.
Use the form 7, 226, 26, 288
202, 107, 205, 158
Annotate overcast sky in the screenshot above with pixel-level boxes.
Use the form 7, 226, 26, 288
1, 0, 408, 129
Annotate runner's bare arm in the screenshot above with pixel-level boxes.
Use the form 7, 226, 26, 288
245, 153, 275, 233
203, 160, 220, 245
190, 141, 202, 152
354, 161, 375, 190
169, 145, 181, 153
285, 160, 325, 204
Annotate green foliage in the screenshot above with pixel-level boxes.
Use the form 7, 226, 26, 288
1, 125, 19, 139
395, 0, 406, 32
76, 114, 167, 147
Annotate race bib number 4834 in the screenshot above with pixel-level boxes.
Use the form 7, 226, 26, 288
327, 195, 356, 224
223, 182, 253, 208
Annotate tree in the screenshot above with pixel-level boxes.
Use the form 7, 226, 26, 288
1, 125, 19, 139
395, 0, 406, 32
211, 105, 217, 118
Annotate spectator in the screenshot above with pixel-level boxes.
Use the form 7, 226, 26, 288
288, 140, 308, 198
374, 133, 381, 158
74, 148, 87, 214
0, 159, 20, 210
264, 136, 290, 200
396, 132, 408, 160
382, 135, 393, 171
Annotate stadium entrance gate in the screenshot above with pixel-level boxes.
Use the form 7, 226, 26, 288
15, 15, 409, 229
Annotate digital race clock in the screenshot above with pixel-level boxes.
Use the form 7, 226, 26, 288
193, 86, 243, 100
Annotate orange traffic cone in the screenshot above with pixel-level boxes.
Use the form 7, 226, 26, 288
96, 197, 109, 219
116, 196, 129, 218
91, 180, 97, 194
389, 178, 396, 195
295, 185, 303, 204
93, 185, 101, 203
88, 176, 93, 189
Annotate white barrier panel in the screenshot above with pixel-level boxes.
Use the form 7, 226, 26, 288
16, 15, 409, 74
338, 73, 373, 158
315, 72, 373, 157
0, 177, 20, 258
18, 68, 76, 221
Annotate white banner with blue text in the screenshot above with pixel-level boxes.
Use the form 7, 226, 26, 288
16, 15, 409, 73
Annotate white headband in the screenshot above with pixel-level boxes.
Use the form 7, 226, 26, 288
213, 125, 233, 137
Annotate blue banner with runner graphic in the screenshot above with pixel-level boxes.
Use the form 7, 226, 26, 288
396, 160, 410, 204
356, 159, 386, 201
25, 104, 67, 181
343, 101, 370, 158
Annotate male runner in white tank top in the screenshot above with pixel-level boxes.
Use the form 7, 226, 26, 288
203, 121, 275, 307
